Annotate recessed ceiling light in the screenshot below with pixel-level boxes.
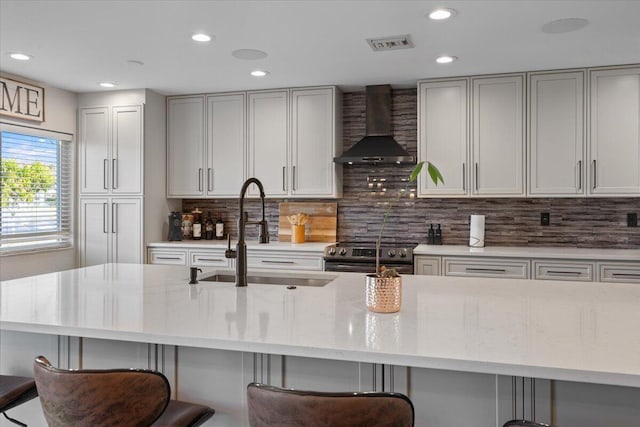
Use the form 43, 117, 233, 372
428, 8, 456, 20
192, 33, 212, 42
10, 52, 31, 61
99, 82, 117, 88
232, 49, 268, 60
541, 18, 589, 34
436, 55, 457, 64
251, 70, 269, 77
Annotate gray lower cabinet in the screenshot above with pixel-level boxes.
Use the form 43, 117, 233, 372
416, 254, 639, 284
442, 256, 530, 279
532, 260, 595, 281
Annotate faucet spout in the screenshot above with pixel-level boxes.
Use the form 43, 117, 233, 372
226, 177, 269, 287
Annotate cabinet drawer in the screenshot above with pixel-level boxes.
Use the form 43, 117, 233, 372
247, 251, 323, 271
443, 257, 529, 279
533, 260, 594, 282
190, 250, 231, 268
148, 249, 188, 266
414, 256, 441, 275
598, 262, 640, 284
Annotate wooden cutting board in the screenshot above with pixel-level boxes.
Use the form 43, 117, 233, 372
278, 202, 337, 242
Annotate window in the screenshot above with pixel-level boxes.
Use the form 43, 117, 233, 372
1, 125, 73, 253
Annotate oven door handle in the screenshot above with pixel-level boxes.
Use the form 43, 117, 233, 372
324, 263, 413, 274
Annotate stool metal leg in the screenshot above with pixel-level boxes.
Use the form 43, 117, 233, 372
3, 411, 28, 427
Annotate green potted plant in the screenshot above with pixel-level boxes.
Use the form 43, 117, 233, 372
366, 161, 444, 313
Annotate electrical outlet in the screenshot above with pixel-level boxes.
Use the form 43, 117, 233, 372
628, 213, 638, 227
540, 212, 550, 226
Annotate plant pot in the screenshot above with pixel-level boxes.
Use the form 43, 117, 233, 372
365, 274, 402, 313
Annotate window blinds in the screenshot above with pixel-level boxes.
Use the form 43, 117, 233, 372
1, 127, 73, 253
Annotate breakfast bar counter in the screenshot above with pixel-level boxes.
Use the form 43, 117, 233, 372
2, 263, 639, 426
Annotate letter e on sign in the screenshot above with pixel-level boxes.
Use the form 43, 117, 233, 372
0, 77, 45, 122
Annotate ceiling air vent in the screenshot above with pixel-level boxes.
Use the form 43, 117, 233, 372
366, 34, 414, 52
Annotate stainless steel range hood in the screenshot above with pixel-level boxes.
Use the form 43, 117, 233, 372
334, 84, 415, 165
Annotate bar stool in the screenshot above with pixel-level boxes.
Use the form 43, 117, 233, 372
502, 377, 552, 427
247, 382, 414, 427
33, 355, 214, 427
0, 374, 38, 426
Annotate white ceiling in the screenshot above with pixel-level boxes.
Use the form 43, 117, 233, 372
1, 0, 639, 95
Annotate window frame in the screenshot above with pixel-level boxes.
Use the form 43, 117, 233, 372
0, 122, 75, 255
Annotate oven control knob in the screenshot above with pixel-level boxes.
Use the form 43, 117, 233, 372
328, 247, 336, 256
387, 250, 396, 257
339, 248, 347, 256
399, 249, 407, 258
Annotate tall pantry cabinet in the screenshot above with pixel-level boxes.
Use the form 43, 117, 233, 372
78, 90, 178, 266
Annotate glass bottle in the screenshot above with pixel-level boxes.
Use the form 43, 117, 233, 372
215, 212, 224, 240
205, 211, 214, 240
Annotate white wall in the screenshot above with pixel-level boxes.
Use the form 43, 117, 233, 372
0, 73, 78, 280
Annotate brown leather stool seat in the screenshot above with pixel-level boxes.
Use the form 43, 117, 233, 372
247, 382, 414, 427
33, 355, 214, 427
0, 374, 38, 426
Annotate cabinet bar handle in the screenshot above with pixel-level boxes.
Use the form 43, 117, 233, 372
292, 165, 296, 191
475, 163, 479, 191
112, 159, 117, 189
547, 270, 581, 276
577, 160, 582, 191
465, 267, 506, 274
197, 258, 223, 262
261, 260, 295, 265
462, 163, 466, 191
207, 168, 212, 192
198, 168, 203, 192
103, 203, 108, 233
282, 166, 286, 191
111, 203, 116, 234
156, 256, 181, 260
103, 159, 109, 189
612, 273, 640, 278
592, 160, 597, 190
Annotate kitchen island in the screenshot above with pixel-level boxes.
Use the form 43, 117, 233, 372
1, 263, 639, 426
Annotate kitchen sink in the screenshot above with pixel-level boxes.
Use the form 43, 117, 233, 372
200, 272, 337, 287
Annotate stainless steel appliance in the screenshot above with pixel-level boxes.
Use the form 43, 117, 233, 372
323, 242, 415, 274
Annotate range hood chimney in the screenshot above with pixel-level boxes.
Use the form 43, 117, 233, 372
334, 85, 414, 165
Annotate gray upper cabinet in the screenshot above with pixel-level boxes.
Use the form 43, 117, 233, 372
417, 79, 469, 197
528, 70, 585, 196
79, 105, 143, 195
207, 93, 246, 197
247, 90, 290, 197
471, 74, 525, 196
588, 66, 640, 196
417, 74, 525, 197
166, 96, 205, 197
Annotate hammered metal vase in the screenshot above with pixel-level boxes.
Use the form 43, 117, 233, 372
365, 274, 402, 313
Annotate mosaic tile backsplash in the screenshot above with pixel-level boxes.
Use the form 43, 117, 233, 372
183, 89, 640, 249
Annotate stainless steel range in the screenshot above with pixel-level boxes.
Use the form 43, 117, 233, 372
323, 242, 415, 274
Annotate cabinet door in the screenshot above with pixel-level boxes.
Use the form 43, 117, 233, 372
418, 79, 469, 196
79, 198, 110, 267
290, 87, 338, 197
529, 71, 585, 196
414, 256, 441, 275
207, 93, 246, 197
110, 198, 143, 264
167, 96, 205, 197
589, 67, 640, 195
79, 107, 110, 194
111, 105, 143, 195
248, 90, 289, 197
472, 75, 525, 196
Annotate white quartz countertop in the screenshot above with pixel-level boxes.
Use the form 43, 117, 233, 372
414, 244, 640, 261
2, 263, 639, 388
148, 241, 331, 252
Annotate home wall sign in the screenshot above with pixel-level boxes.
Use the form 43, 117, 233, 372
0, 76, 45, 122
